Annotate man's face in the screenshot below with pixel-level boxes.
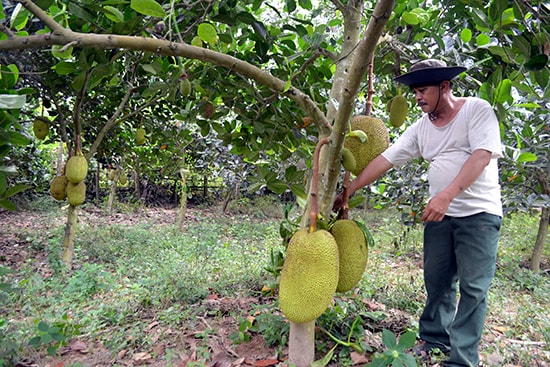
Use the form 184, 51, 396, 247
411, 85, 441, 112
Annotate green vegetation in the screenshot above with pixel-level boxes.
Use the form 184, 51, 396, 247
0, 202, 548, 366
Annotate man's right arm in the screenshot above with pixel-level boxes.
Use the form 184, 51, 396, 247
347, 154, 393, 196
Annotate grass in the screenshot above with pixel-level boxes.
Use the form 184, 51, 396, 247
1, 199, 549, 366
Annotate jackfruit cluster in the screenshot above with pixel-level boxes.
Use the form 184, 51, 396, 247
330, 220, 368, 293
387, 93, 408, 128
278, 228, 339, 324
51, 152, 88, 206
344, 115, 390, 176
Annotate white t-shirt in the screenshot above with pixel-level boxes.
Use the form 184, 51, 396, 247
382, 97, 503, 217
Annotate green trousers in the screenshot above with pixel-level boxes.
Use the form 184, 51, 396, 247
420, 212, 501, 367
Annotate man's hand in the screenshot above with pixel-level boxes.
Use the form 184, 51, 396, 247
332, 191, 346, 213
422, 192, 452, 222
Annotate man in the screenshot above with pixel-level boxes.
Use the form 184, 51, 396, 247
333, 59, 502, 366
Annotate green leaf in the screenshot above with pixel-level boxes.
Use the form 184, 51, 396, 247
298, 0, 312, 10
525, 54, 548, 72
495, 79, 512, 104
460, 28, 472, 43
0, 198, 16, 211
103, 6, 124, 23
517, 152, 537, 163
2, 184, 31, 199
396, 331, 417, 351
130, 0, 166, 18
402, 11, 419, 25
311, 345, 336, 367
286, 0, 297, 13
53, 61, 78, 75
197, 23, 218, 45
51, 45, 73, 59
382, 329, 397, 349
37, 321, 50, 332
476, 34, 490, 47
267, 179, 288, 194
0, 94, 26, 109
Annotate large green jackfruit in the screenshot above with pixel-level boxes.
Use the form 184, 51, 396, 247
50, 175, 68, 201
344, 115, 389, 176
66, 181, 86, 206
279, 228, 339, 323
65, 154, 88, 183
331, 220, 368, 293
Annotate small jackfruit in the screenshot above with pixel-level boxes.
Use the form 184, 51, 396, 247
136, 127, 146, 145
341, 148, 356, 172
66, 181, 86, 206
180, 78, 192, 96
331, 220, 368, 293
108, 169, 116, 181
389, 94, 408, 128
50, 175, 68, 201
33, 117, 50, 140
65, 154, 88, 184
344, 116, 389, 176
279, 228, 339, 324
119, 173, 128, 185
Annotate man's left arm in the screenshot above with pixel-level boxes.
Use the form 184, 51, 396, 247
421, 149, 492, 222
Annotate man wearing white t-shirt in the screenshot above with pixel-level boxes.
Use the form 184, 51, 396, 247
334, 59, 502, 367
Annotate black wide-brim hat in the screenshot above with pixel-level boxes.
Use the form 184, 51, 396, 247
394, 59, 467, 87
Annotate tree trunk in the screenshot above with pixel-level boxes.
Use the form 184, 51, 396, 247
61, 205, 78, 269
107, 169, 119, 215
203, 175, 208, 200
530, 207, 549, 272
177, 169, 187, 230
289, 322, 315, 366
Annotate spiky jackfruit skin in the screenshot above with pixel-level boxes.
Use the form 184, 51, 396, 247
50, 175, 68, 201
344, 116, 389, 176
65, 155, 88, 183
389, 94, 408, 128
331, 220, 368, 293
33, 118, 49, 140
279, 228, 339, 323
66, 181, 86, 206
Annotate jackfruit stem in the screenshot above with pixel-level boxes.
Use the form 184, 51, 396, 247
341, 171, 350, 220
310, 137, 330, 233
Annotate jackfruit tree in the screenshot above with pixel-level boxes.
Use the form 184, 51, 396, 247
1, 0, 549, 364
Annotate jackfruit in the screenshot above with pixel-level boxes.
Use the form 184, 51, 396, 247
108, 169, 116, 181
65, 154, 88, 183
50, 175, 68, 201
119, 173, 127, 185
180, 78, 192, 96
344, 115, 389, 176
341, 148, 356, 172
389, 94, 408, 128
331, 220, 368, 293
136, 127, 146, 145
33, 117, 49, 140
279, 228, 339, 324
66, 181, 86, 206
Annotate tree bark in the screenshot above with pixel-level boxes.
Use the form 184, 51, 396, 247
61, 205, 77, 269
530, 207, 549, 272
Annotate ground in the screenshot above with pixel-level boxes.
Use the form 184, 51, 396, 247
1, 205, 415, 367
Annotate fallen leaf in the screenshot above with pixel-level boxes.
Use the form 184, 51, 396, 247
133, 352, 152, 361
69, 340, 88, 353
350, 351, 369, 365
